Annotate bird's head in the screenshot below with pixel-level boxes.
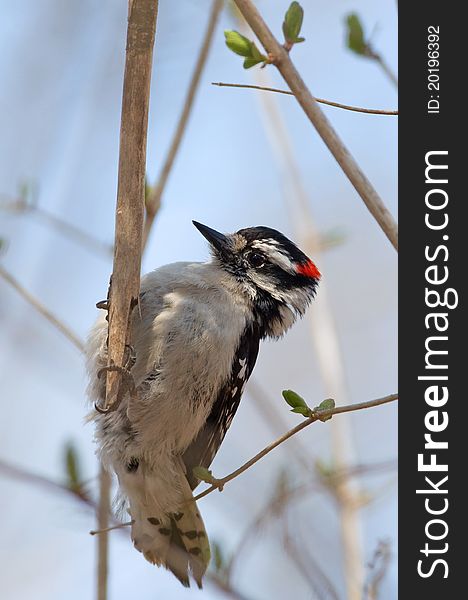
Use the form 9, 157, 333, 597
193, 221, 321, 338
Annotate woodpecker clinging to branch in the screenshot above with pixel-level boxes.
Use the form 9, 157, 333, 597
86, 221, 320, 587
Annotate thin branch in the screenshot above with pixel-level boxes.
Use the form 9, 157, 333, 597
212, 82, 398, 115
0, 265, 85, 353
0, 457, 93, 508
364, 539, 392, 600
224, 460, 396, 582
366, 48, 398, 88
97, 466, 111, 600
193, 393, 398, 502
283, 522, 340, 600
0, 458, 249, 600
90, 520, 133, 536
231, 0, 398, 251
0, 196, 113, 257
142, 0, 223, 249
247, 380, 312, 472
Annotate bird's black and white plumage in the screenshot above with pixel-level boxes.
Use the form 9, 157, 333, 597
86, 222, 320, 587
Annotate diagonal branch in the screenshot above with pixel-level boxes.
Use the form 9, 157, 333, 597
193, 393, 398, 502
0, 457, 93, 508
224, 459, 396, 582
142, 0, 223, 250
0, 265, 85, 353
231, 0, 398, 251
212, 82, 398, 115
0, 195, 113, 257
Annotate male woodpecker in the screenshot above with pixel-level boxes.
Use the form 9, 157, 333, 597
86, 221, 320, 587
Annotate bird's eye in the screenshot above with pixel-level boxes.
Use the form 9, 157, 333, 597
248, 252, 265, 268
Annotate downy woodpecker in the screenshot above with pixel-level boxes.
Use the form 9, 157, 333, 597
86, 221, 320, 587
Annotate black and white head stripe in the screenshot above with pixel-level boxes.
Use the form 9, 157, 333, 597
193, 221, 320, 337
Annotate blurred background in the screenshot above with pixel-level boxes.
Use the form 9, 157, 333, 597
0, 1, 397, 599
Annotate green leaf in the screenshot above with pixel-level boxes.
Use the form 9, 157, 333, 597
224, 30, 253, 57
250, 41, 265, 61
283, 2, 304, 44
64, 442, 81, 491
291, 406, 312, 417
313, 398, 336, 421
243, 57, 264, 69
346, 14, 367, 55
193, 466, 214, 483
282, 389, 308, 409
294, 37, 305, 43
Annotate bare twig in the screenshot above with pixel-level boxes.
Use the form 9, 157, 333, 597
90, 520, 133, 536
224, 460, 396, 582
142, 0, 223, 249
247, 380, 312, 472
193, 394, 398, 502
0, 265, 85, 353
283, 522, 340, 600
0, 457, 93, 507
97, 466, 111, 600
0, 459, 249, 600
231, 0, 398, 251
364, 539, 392, 600
0, 196, 113, 256
366, 48, 398, 88
212, 82, 398, 115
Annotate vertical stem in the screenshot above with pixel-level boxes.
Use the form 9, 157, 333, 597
143, 0, 223, 250
96, 2, 159, 600
104, 0, 159, 413
97, 466, 111, 600
244, 59, 364, 599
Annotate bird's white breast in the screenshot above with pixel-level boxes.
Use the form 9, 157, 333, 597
122, 262, 251, 456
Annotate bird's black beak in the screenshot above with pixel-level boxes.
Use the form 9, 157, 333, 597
192, 221, 230, 253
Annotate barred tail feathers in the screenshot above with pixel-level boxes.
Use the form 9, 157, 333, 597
118, 462, 210, 588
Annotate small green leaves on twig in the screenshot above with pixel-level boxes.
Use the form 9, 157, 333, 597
192, 467, 218, 485
313, 398, 335, 421
224, 2, 306, 69
345, 13, 398, 87
192, 466, 214, 483
64, 442, 82, 492
282, 389, 311, 416
283, 390, 336, 421
345, 13, 368, 56
224, 30, 268, 69
193, 466, 225, 493
282, 2, 305, 49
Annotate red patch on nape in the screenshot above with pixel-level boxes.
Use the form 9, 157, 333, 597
296, 260, 321, 280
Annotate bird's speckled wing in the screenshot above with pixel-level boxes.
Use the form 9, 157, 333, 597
182, 324, 261, 490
